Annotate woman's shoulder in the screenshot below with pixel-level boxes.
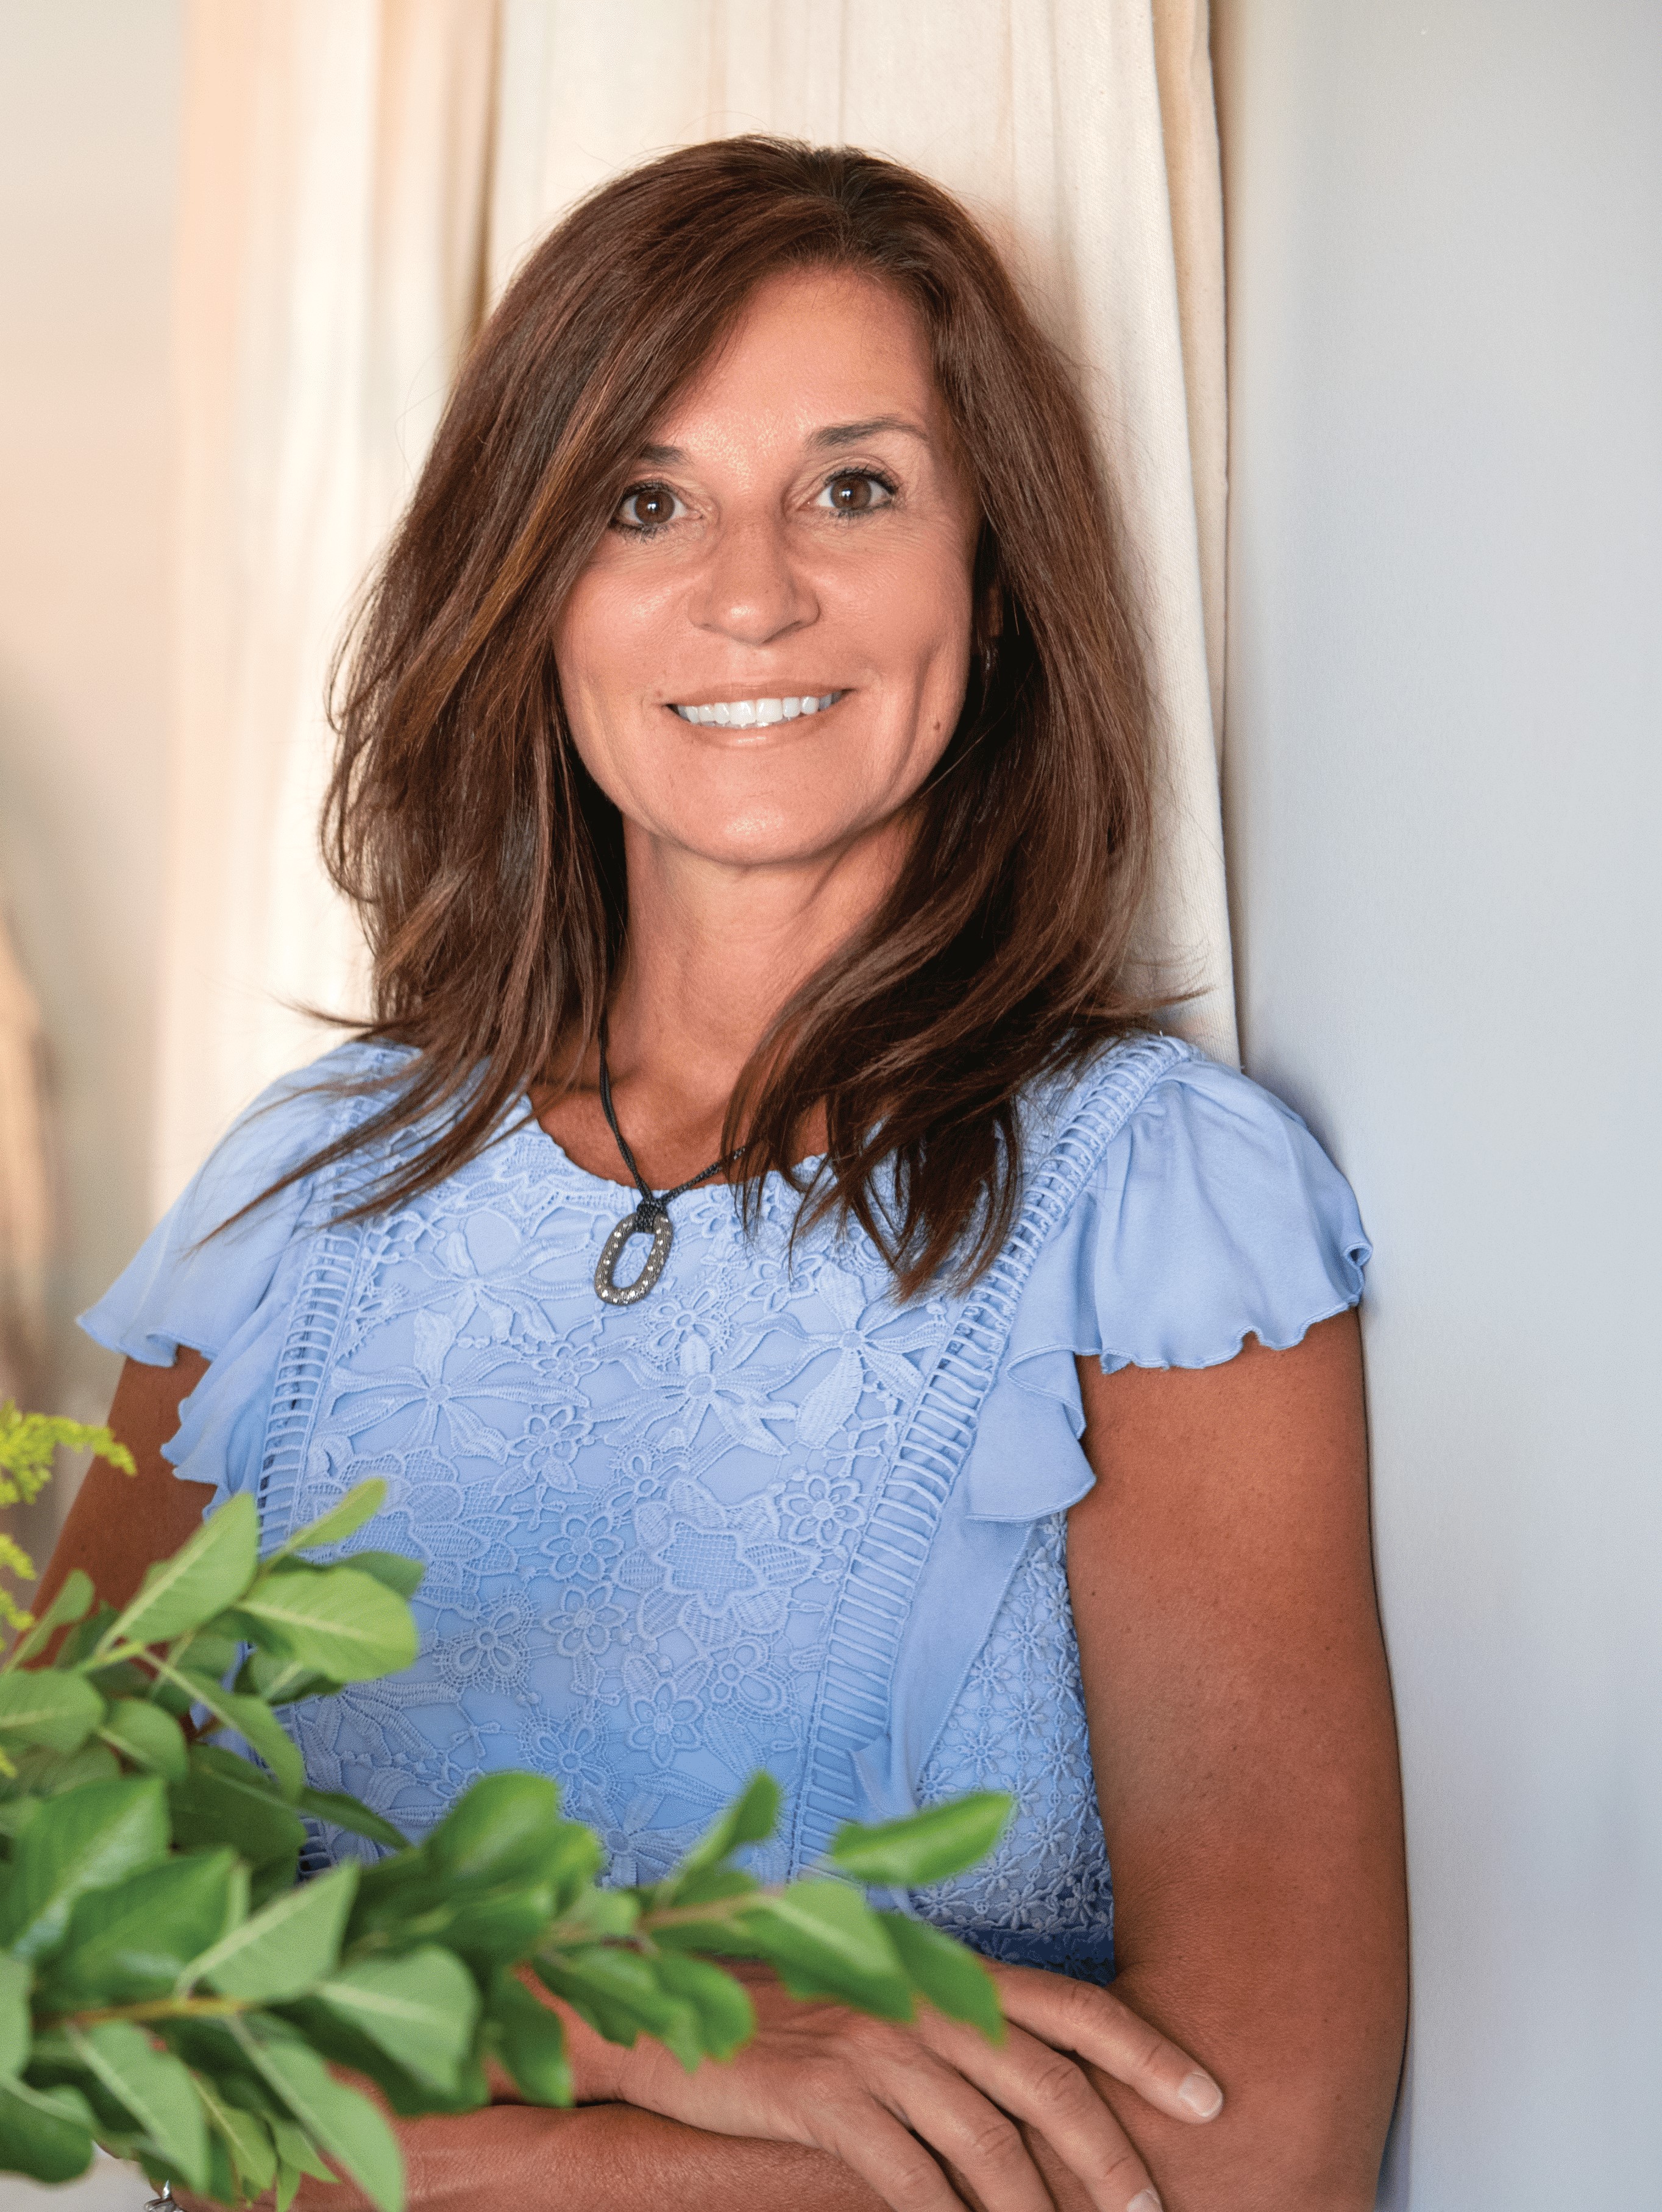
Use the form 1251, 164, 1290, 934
1018, 1035, 1372, 1374
79, 1037, 412, 1371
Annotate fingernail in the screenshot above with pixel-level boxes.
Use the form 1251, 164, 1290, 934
1177, 2069, 1224, 2119
1128, 2192, 1162, 2212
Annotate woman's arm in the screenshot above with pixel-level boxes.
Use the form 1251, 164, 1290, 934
1067, 1308, 1407, 2212
34, 1349, 216, 1618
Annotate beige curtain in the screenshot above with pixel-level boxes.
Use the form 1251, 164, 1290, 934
0, 910, 49, 1405
155, 0, 497, 1210
157, 0, 1233, 1210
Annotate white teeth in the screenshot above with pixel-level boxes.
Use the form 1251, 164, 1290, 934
672, 692, 843, 725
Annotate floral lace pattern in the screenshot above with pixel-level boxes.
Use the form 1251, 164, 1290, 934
914, 1516, 1115, 1983
265, 1107, 1114, 1959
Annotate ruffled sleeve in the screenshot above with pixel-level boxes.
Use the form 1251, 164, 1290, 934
78, 1047, 373, 1508
962, 1053, 1371, 1520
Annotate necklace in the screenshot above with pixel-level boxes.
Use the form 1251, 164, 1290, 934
592, 1019, 747, 1306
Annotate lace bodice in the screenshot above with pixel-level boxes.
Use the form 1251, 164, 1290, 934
85, 1038, 1369, 1979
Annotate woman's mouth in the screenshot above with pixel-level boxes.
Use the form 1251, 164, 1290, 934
669, 692, 845, 728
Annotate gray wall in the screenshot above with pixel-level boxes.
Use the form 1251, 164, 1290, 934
0, 0, 181, 1466
1212, 5, 1661, 2204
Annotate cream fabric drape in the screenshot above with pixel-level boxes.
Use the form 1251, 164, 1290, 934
0, 910, 49, 1404
155, 0, 496, 1209
157, 0, 1232, 1211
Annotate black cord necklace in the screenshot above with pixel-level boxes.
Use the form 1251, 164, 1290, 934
592, 1018, 747, 1306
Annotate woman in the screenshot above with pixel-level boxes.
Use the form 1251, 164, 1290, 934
47, 140, 1405, 2210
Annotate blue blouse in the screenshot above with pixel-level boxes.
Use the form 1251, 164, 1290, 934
82, 1036, 1368, 1983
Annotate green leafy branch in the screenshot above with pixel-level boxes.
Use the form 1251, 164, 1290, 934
0, 1447, 1010, 2211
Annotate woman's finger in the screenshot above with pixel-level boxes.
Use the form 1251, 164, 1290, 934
851, 2036, 1060, 2212
917, 2012, 1160, 2212
814, 2090, 976, 2212
992, 1965, 1224, 2129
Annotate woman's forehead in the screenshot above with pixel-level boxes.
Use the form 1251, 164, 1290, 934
645, 266, 943, 457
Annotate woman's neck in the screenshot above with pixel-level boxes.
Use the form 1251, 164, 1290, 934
538, 817, 904, 1191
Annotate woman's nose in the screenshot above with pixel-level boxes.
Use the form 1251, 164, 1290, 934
687, 514, 817, 645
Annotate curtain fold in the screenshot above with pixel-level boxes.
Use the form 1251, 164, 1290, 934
0, 908, 49, 1405
156, 0, 496, 1209
157, 0, 1233, 1210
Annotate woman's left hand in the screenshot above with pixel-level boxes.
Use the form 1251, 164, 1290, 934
561, 1952, 1221, 2212
924, 1960, 1224, 2210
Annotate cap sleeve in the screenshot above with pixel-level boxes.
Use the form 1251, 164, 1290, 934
78, 1044, 378, 1507
963, 1054, 1371, 1520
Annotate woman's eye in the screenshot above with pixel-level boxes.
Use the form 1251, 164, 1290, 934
613, 483, 684, 532
816, 470, 896, 516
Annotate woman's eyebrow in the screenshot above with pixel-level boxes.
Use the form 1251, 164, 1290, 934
810, 416, 930, 450
628, 417, 929, 470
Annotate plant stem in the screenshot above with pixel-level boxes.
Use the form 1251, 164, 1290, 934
45, 1994, 252, 2029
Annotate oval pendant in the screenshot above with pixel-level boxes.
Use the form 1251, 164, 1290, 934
595, 1205, 673, 1305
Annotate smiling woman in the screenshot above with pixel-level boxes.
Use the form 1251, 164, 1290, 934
42, 138, 1405, 2212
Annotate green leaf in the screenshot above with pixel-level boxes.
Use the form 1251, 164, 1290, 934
880, 1913, 1004, 2041
55, 1604, 117, 1668
0, 1952, 31, 2077
313, 1947, 478, 2093
105, 1493, 258, 1650
239, 1648, 342, 1706
196, 2117, 240, 2207
536, 1945, 698, 2057
558, 1882, 643, 1937
191, 2071, 278, 2199
2, 1569, 94, 1670
8, 1744, 123, 1804
174, 1667, 305, 1798
736, 1882, 913, 2020
168, 1754, 307, 1871
269, 2112, 335, 2183
406, 1883, 559, 1971
651, 1951, 756, 2063
44, 1849, 244, 2007
98, 1696, 189, 1781
66, 2022, 209, 2194
234, 1565, 417, 1683
334, 1549, 424, 1600
188, 1860, 358, 2001
671, 1772, 780, 1884
275, 1477, 389, 1559
0, 1774, 169, 1960
173, 1631, 241, 1683
486, 1973, 573, 2106
828, 1793, 1013, 1889
241, 2029, 406, 2212
424, 1770, 562, 1885
0, 1667, 105, 1755
297, 1785, 408, 1851
0, 2077, 95, 2182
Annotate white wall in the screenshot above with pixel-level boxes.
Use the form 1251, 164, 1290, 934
1211, 4, 1662, 2204
0, 0, 182, 1466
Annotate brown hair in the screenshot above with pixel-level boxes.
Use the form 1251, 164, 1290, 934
287, 135, 1156, 1295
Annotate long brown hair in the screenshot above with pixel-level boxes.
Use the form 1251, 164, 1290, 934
283, 136, 1156, 1296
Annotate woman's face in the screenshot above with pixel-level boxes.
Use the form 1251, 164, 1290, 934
555, 265, 980, 876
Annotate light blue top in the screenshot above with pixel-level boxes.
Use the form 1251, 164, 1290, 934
82, 1036, 1368, 1982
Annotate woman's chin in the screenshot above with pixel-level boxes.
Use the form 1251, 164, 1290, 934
633, 804, 902, 875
